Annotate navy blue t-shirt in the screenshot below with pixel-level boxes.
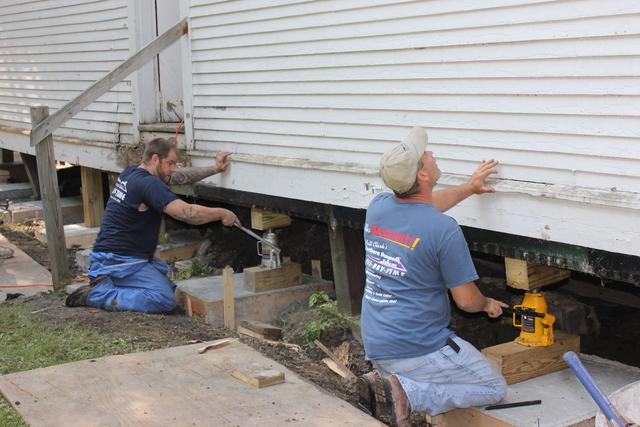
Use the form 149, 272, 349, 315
93, 166, 178, 259
360, 193, 478, 360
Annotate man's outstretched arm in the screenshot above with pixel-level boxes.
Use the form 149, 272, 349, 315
169, 152, 232, 185
432, 159, 499, 212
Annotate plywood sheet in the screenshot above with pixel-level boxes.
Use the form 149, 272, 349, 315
0, 340, 384, 427
0, 233, 52, 301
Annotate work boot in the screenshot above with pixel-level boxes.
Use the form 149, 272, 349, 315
374, 374, 411, 427
357, 370, 380, 417
65, 285, 91, 307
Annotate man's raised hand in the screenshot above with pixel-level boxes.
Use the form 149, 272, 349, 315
467, 159, 499, 194
215, 152, 232, 173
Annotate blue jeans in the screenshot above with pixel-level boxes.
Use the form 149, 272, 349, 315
372, 336, 507, 416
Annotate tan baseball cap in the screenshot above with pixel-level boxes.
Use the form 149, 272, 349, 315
379, 127, 428, 193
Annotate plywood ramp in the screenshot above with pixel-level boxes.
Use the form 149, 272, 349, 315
0, 340, 384, 427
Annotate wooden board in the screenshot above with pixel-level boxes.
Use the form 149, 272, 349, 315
505, 257, 571, 290
223, 266, 235, 331
482, 331, 580, 384
243, 262, 302, 292
239, 320, 282, 340
228, 364, 285, 388
0, 341, 383, 427
250, 207, 291, 230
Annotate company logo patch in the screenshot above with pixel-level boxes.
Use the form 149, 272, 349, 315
370, 225, 421, 250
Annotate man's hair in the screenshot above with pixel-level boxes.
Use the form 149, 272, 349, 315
142, 137, 175, 163
394, 159, 423, 198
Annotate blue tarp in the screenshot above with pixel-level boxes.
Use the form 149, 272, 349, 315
86, 251, 177, 313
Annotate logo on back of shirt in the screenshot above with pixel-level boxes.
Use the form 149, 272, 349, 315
365, 223, 421, 250
110, 177, 128, 204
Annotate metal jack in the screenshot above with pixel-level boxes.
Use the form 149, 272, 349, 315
234, 224, 282, 269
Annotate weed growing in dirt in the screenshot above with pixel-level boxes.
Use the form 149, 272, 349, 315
0, 304, 145, 425
173, 259, 215, 281
308, 291, 331, 307
302, 301, 351, 347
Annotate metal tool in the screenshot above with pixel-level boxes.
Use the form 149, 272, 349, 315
234, 224, 282, 268
504, 292, 555, 347
563, 351, 627, 427
485, 400, 542, 411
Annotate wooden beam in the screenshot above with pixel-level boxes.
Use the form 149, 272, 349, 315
29, 18, 188, 146
482, 331, 580, 385
250, 207, 291, 230
243, 262, 302, 292
505, 257, 571, 290
311, 259, 322, 279
80, 166, 104, 227
328, 224, 365, 315
30, 106, 69, 291
223, 266, 235, 331
19, 153, 40, 200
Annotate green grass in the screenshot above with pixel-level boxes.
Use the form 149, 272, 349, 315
0, 304, 144, 426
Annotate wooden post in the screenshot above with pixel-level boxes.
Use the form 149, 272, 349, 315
311, 259, 322, 279
223, 266, 235, 331
80, 166, 104, 227
328, 223, 365, 315
19, 153, 40, 200
30, 106, 69, 291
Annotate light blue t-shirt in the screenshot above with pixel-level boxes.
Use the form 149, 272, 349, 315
361, 193, 478, 360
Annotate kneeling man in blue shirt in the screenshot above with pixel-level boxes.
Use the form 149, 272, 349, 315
66, 137, 239, 313
359, 127, 508, 426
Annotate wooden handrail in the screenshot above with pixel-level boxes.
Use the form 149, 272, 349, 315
30, 18, 188, 146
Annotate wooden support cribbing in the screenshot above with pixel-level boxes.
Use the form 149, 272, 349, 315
80, 166, 104, 227
328, 223, 365, 315
243, 262, 302, 292
482, 331, 580, 385
505, 257, 571, 290
250, 207, 291, 230
311, 259, 322, 279
30, 106, 69, 291
19, 153, 40, 200
223, 266, 235, 331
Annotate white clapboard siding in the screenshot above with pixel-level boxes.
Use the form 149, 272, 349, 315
0, 0, 132, 143
189, 0, 640, 255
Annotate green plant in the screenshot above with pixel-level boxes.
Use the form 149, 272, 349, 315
174, 259, 214, 281
308, 291, 331, 307
303, 320, 327, 343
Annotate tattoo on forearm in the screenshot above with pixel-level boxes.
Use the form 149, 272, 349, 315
181, 206, 204, 224
170, 166, 216, 185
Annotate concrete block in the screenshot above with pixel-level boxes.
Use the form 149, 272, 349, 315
2, 196, 84, 225
36, 223, 99, 249
0, 182, 32, 200
75, 248, 92, 272
176, 273, 333, 327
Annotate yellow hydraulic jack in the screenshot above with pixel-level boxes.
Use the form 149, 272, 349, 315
509, 292, 556, 347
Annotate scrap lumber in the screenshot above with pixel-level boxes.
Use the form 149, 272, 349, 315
229, 364, 285, 388
504, 257, 570, 290
239, 320, 282, 340
243, 261, 302, 292
236, 327, 301, 351
223, 266, 235, 331
482, 331, 580, 384
250, 207, 291, 230
315, 340, 356, 381
80, 166, 104, 227
198, 338, 236, 354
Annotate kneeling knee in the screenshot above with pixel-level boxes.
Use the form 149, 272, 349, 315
491, 377, 508, 403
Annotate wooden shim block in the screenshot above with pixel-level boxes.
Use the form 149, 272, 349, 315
223, 266, 235, 331
311, 259, 322, 279
229, 365, 285, 388
250, 207, 291, 230
505, 257, 570, 290
314, 340, 356, 381
481, 332, 580, 385
80, 166, 104, 227
243, 262, 302, 293
239, 320, 282, 340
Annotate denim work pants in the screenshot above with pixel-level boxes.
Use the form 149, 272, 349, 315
373, 336, 507, 416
